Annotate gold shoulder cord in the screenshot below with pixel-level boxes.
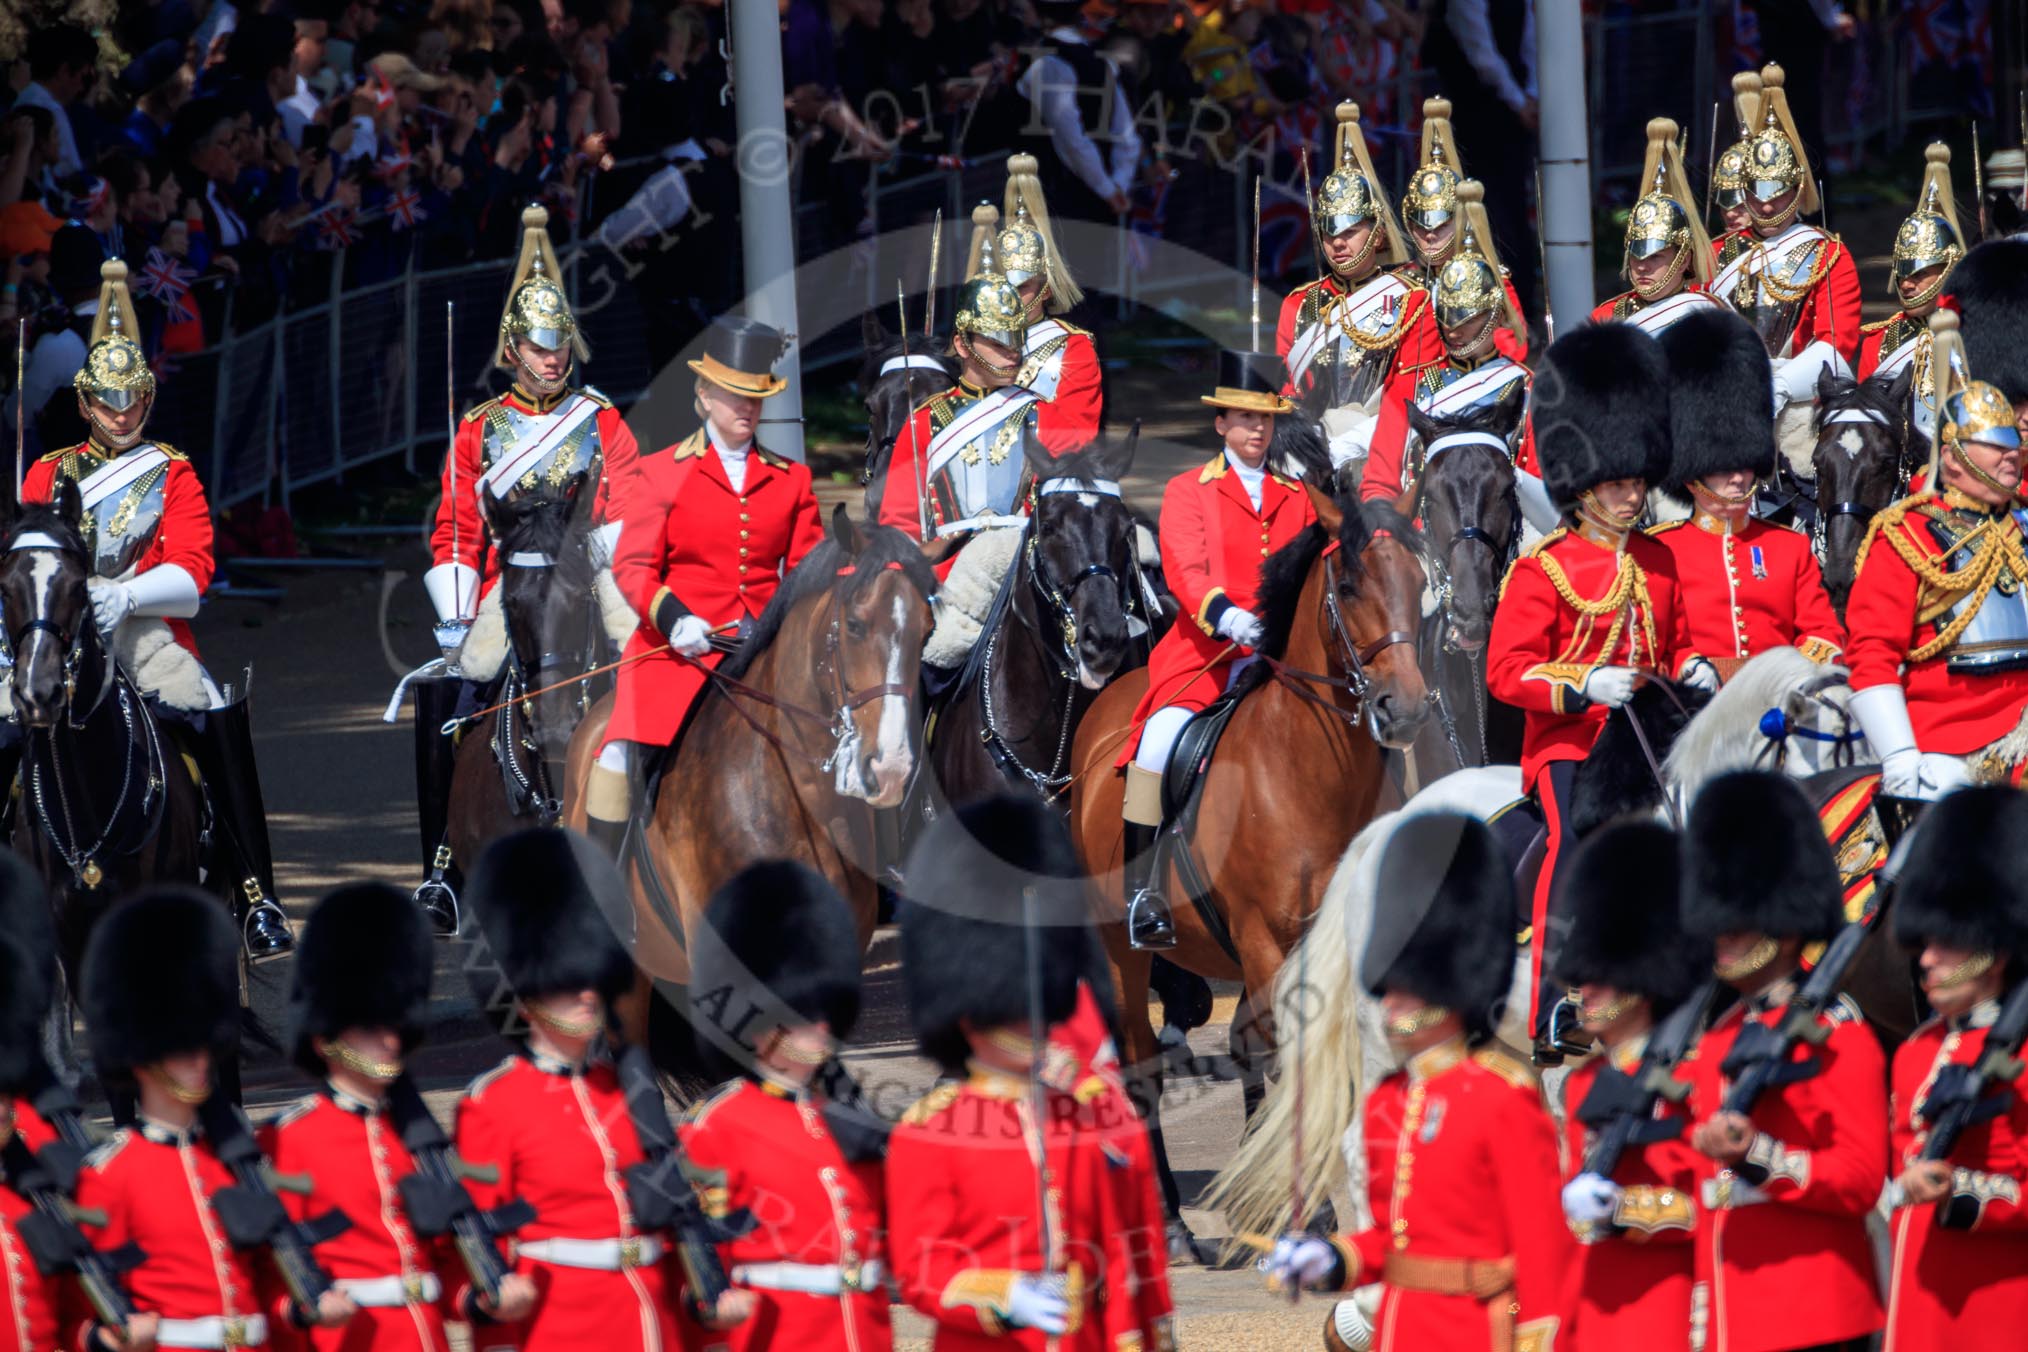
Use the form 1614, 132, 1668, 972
1753, 235, 1840, 305
1535, 550, 1658, 673
1336, 285, 1415, 353
1883, 513, 2028, 661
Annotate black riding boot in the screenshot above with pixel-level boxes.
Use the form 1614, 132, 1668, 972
192, 693, 293, 961
583, 813, 629, 865
1123, 820, 1177, 951
409, 675, 466, 936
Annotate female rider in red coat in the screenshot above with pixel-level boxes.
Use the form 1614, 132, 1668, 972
582, 318, 823, 859
1115, 349, 1315, 951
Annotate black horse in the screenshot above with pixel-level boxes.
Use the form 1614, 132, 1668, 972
858, 315, 959, 523
1809, 366, 1919, 616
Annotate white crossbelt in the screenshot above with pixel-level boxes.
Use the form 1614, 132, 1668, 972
338, 1273, 443, 1307
518, 1236, 666, 1270
156, 1314, 269, 1348
733, 1259, 886, 1296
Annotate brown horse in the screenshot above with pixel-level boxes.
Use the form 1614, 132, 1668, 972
1066, 485, 1430, 1248
563, 508, 936, 1049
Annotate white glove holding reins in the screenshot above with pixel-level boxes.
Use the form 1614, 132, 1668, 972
1850, 684, 1968, 801
665, 613, 714, 658
1581, 666, 1641, 709
1217, 606, 1265, 650
1005, 1274, 1071, 1334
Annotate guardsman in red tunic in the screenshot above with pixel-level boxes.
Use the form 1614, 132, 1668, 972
1854, 146, 1965, 444
1649, 308, 1845, 679
1361, 183, 1544, 527
1487, 323, 1712, 1049
409, 204, 640, 931
1553, 821, 1710, 1352
1114, 350, 1314, 950
1, 910, 63, 1352
887, 797, 1160, 1352
263, 884, 537, 1352
1882, 787, 2028, 1352
1274, 101, 1439, 473
20, 259, 294, 962
1000, 155, 1103, 457
1682, 773, 1888, 1352
455, 829, 752, 1352
1263, 813, 1568, 1352
878, 220, 1039, 556
1590, 119, 1725, 336
1847, 312, 2028, 799
1710, 65, 1862, 438
75, 889, 359, 1352
1395, 98, 1527, 363
584, 318, 822, 860
1709, 72, 1763, 268
677, 861, 891, 1352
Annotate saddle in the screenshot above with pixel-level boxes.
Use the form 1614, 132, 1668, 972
1148, 688, 1254, 963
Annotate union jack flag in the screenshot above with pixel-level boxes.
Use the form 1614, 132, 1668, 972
135, 248, 198, 323
318, 208, 358, 249
388, 188, 425, 231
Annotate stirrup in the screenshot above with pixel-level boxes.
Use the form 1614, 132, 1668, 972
1533, 994, 1592, 1066
241, 882, 294, 962
1127, 889, 1178, 951
413, 844, 460, 936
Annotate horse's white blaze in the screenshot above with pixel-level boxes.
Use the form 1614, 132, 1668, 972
1078, 492, 1098, 509
1837, 427, 1866, 460
20, 552, 59, 684
873, 593, 911, 772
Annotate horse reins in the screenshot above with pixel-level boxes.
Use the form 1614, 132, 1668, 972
1259, 543, 1414, 728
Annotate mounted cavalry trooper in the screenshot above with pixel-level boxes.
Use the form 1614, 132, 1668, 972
1261, 813, 1568, 1352
1846, 311, 2028, 798
19, 259, 294, 962
1273, 100, 1439, 473
1681, 772, 1888, 1352
1589, 118, 1724, 335
1394, 98, 1527, 362
1360, 182, 1553, 535
1854, 145, 1964, 444
410, 204, 639, 928
1710, 72, 1764, 265
877, 223, 1040, 566
1485, 323, 1713, 1056
1710, 64, 1862, 454
585, 316, 822, 862
1883, 787, 2028, 1351
1648, 307, 1845, 682
1000, 155, 1103, 458
1115, 350, 1313, 951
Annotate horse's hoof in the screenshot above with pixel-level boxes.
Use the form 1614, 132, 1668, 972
1165, 1220, 1208, 1267
243, 904, 295, 962
414, 881, 459, 936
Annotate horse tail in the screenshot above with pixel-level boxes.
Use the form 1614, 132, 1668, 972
1201, 809, 1393, 1246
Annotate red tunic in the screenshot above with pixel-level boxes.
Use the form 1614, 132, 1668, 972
1647, 517, 1845, 667
1709, 228, 1864, 362
1359, 356, 1538, 506
605, 431, 822, 747
1324, 1040, 1569, 1352
876, 384, 1038, 576
453, 1053, 697, 1352
24, 443, 216, 657
1486, 527, 1700, 793
1854, 299, 1957, 381
884, 1068, 1146, 1352
429, 385, 638, 603
1588, 283, 1723, 330
1116, 452, 1317, 765
259, 1090, 456, 1352
1685, 992, 1888, 1352
1845, 491, 2028, 753
674, 1079, 891, 1352
1024, 325, 1103, 458
1273, 273, 1441, 402
1, 1103, 61, 1352
73, 1121, 288, 1348
1561, 1045, 1700, 1352
1884, 1009, 2028, 1352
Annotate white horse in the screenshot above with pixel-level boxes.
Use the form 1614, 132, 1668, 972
1202, 647, 1872, 1250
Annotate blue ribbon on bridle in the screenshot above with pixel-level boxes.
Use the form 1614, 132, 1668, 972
1758, 705, 1866, 746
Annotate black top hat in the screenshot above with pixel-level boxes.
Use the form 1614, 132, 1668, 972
689, 316, 789, 399
288, 883, 436, 1079
1201, 348, 1295, 414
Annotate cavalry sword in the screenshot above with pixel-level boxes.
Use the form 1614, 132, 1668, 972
898, 281, 931, 543
14, 318, 23, 498
1251, 174, 1262, 352
925, 208, 942, 337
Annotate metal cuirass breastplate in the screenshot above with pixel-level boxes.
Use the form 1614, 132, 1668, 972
1929, 510, 2028, 673
76, 454, 170, 579
927, 401, 1033, 524
1727, 235, 1820, 358
480, 398, 606, 503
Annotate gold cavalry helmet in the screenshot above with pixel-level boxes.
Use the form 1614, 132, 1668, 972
1626, 118, 1713, 292
954, 205, 1027, 352
1928, 310, 2021, 474
999, 153, 1082, 312
1312, 102, 1409, 271
1432, 182, 1509, 329
498, 204, 588, 360
1744, 64, 1820, 215
74, 259, 154, 412
1891, 142, 1964, 297
1401, 97, 1463, 230
1711, 71, 1763, 212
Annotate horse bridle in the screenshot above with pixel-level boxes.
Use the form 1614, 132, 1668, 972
1412, 431, 1522, 648
1810, 405, 1915, 558
814, 567, 928, 777
1753, 679, 1866, 772
1260, 539, 1415, 735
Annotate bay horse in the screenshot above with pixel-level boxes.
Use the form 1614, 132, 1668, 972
857, 314, 958, 523
562, 509, 936, 1051
1066, 486, 1430, 1252
1809, 365, 1918, 615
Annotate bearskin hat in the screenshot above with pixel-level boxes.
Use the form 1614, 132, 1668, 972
1952, 239, 2028, 403
1359, 812, 1515, 1036
1532, 322, 1674, 511
1659, 307, 1776, 488
1889, 786, 2028, 956
83, 887, 240, 1077
691, 860, 864, 1075
288, 884, 436, 1079
1681, 772, 1844, 942
899, 795, 1090, 1072
466, 828, 634, 1007
1550, 820, 1710, 1015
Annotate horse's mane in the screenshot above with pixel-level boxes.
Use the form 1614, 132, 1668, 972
1813, 372, 1907, 433
721, 522, 938, 680
1663, 646, 1849, 792
1268, 417, 1332, 486
1250, 497, 1420, 662
6, 504, 86, 557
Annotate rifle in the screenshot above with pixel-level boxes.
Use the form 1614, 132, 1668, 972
1575, 981, 1719, 1180
1916, 976, 2028, 1172
613, 1043, 756, 1315
1719, 909, 1885, 1116
199, 1097, 352, 1312
383, 1074, 534, 1307
0, 1130, 143, 1330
